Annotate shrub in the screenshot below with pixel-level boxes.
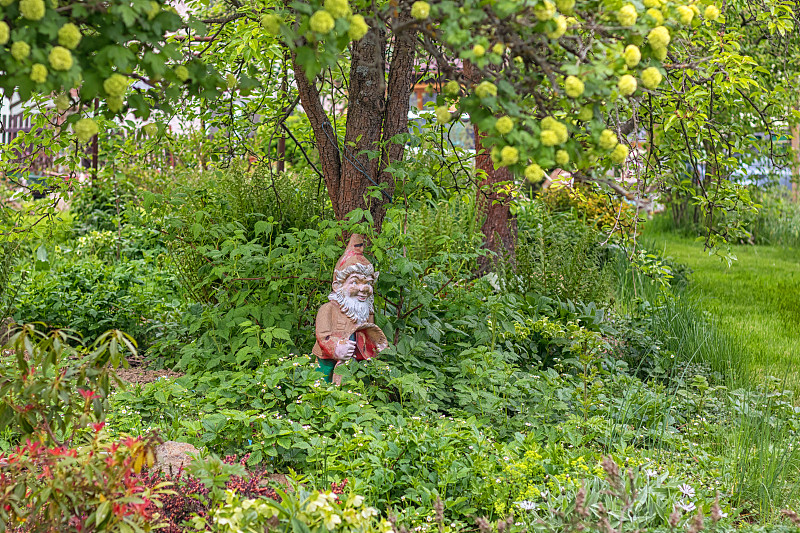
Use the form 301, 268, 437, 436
0, 324, 171, 532
509, 203, 614, 304
198, 483, 392, 533
539, 185, 637, 236
13, 256, 180, 348
70, 173, 137, 235
0, 432, 168, 531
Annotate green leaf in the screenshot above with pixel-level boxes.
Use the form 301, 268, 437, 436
96, 500, 111, 526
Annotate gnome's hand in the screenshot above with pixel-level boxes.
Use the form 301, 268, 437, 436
334, 340, 356, 361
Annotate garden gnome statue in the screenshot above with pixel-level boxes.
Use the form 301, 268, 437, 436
313, 234, 389, 383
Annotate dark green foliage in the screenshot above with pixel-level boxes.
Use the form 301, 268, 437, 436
70, 174, 137, 235
217, 165, 333, 235
507, 204, 614, 304
13, 255, 181, 348
10, 161, 800, 530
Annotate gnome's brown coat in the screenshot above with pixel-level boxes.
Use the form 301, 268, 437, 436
312, 302, 381, 361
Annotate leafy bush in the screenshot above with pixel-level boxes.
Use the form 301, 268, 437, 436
540, 185, 637, 236
0, 324, 171, 532
744, 189, 800, 247
508, 203, 614, 304
70, 173, 137, 235
198, 483, 393, 533
12, 255, 181, 348
0, 432, 168, 532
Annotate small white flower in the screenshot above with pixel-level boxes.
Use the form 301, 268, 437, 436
679, 484, 695, 498
678, 501, 696, 512
515, 500, 537, 511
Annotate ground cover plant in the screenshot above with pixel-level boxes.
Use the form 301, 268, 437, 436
6, 165, 800, 532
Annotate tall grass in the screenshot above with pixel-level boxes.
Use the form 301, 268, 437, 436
612, 245, 800, 521
611, 249, 751, 389
722, 383, 800, 520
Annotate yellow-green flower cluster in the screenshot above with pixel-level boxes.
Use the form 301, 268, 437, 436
411, 1, 430, 20
499, 145, 519, 166
540, 116, 568, 146
107, 96, 124, 112
598, 129, 618, 150
324, 0, 349, 18
310, 10, 335, 33
547, 15, 567, 38
30, 63, 47, 84
641, 66, 663, 89
618, 74, 637, 96
74, 117, 98, 143
578, 105, 594, 121
58, 23, 82, 49
0, 22, 9, 46
49, 46, 73, 71
676, 5, 694, 24
525, 163, 546, 183
20, 0, 45, 20
475, 80, 498, 98
11, 41, 31, 61
556, 0, 575, 14
610, 143, 629, 163
174, 65, 189, 81
435, 106, 451, 124
473, 44, 486, 57
648, 25, 670, 49
348, 14, 368, 40
704, 4, 720, 20
55, 94, 70, 111
261, 14, 280, 34
495, 116, 514, 134
646, 8, 664, 24
564, 75, 584, 98
143, 123, 158, 136
444, 80, 460, 96
103, 73, 128, 97
534, 0, 556, 21
0, 0, 14, 6
616, 4, 638, 26
624, 44, 641, 67
555, 149, 570, 166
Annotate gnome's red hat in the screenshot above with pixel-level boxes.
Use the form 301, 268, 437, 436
332, 234, 377, 287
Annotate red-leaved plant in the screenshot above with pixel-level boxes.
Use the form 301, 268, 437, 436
0, 323, 170, 532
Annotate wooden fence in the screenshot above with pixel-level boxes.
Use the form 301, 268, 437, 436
0, 110, 32, 145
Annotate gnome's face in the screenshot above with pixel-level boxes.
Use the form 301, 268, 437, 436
329, 267, 378, 325
341, 273, 374, 302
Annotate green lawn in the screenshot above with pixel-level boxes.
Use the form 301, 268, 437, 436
647, 232, 800, 388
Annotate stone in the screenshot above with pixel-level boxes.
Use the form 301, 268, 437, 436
154, 440, 199, 474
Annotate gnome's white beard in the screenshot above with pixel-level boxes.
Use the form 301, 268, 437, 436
329, 289, 373, 325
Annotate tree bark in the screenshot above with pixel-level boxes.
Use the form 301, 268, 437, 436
291, 20, 416, 231
464, 62, 517, 271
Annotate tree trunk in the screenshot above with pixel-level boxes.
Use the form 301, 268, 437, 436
464, 62, 517, 271
292, 21, 416, 232
473, 128, 517, 270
